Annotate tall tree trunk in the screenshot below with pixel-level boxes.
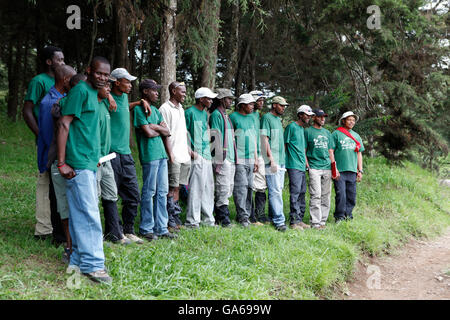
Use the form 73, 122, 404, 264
88, 0, 100, 67
235, 41, 251, 97
114, 0, 130, 69
7, 37, 22, 122
223, 0, 240, 89
200, 0, 221, 89
160, 0, 177, 103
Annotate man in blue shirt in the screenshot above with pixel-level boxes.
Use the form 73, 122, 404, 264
37, 65, 76, 245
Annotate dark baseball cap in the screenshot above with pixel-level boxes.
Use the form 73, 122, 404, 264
139, 79, 162, 91
312, 109, 328, 117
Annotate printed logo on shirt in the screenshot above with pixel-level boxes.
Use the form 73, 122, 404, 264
313, 135, 329, 149
340, 137, 356, 150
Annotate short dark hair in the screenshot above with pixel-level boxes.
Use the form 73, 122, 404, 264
70, 73, 87, 88
41, 46, 63, 65
90, 56, 110, 69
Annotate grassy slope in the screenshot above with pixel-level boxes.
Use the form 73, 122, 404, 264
0, 113, 449, 300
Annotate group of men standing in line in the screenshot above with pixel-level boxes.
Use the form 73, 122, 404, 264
24, 46, 365, 285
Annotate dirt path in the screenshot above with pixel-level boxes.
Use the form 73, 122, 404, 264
341, 228, 450, 300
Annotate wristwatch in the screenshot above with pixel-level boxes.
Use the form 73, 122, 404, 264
358, 169, 364, 174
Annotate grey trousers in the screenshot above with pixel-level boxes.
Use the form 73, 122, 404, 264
186, 155, 215, 227
213, 159, 235, 207
308, 168, 332, 226
233, 163, 254, 223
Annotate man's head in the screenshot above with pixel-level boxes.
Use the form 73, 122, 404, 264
169, 81, 187, 104
271, 96, 289, 116
215, 88, 235, 109
195, 87, 217, 110
339, 111, 359, 129
296, 104, 314, 124
87, 56, 111, 89
54, 65, 76, 92
312, 108, 328, 127
237, 93, 256, 115
98, 82, 112, 100
249, 90, 265, 111
69, 73, 87, 89
139, 79, 162, 104
110, 68, 136, 94
41, 46, 65, 72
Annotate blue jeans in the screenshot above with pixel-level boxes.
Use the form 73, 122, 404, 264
65, 169, 105, 273
333, 171, 357, 221
265, 165, 286, 227
139, 159, 169, 236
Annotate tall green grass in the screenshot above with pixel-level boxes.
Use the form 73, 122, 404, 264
0, 112, 449, 299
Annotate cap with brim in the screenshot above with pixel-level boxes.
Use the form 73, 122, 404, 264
271, 96, 289, 106
313, 109, 328, 117
297, 105, 314, 116
237, 93, 256, 106
139, 79, 162, 91
195, 87, 218, 99
215, 88, 235, 100
339, 111, 359, 123
249, 90, 266, 101
110, 68, 137, 81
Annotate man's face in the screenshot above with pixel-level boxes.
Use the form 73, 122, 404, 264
115, 78, 132, 94
98, 83, 111, 99
172, 85, 186, 104
242, 102, 254, 115
299, 113, 311, 124
314, 115, 326, 127
223, 97, 233, 109
343, 116, 356, 129
255, 98, 264, 110
200, 96, 213, 109
48, 51, 65, 71
89, 62, 110, 89
144, 88, 159, 104
273, 103, 286, 116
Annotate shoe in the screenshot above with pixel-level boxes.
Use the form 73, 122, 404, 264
319, 225, 327, 230
83, 270, 112, 285
275, 224, 287, 232
291, 223, 304, 230
299, 222, 311, 229
61, 247, 71, 265
158, 232, 178, 239
240, 221, 250, 228
140, 233, 158, 241
251, 221, 264, 226
185, 224, 200, 229
124, 233, 144, 244
168, 226, 181, 233
116, 237, 133, 245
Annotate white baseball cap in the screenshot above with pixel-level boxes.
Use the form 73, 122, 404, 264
249, 90, 266, 101
195, 87, 218, 99
110, 68, 137, 81
297, 105, 314, 115
237, 93, 256, 106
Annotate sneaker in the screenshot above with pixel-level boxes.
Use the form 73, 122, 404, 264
158, 232, 178, 239
168, 226, 181, 233
83, 270, 112, 285
116, 237, 133, 245
140, 233, 158, 241
185, 224, 200, 229
275, 224, 287, 232
124, 233, 144, 244
251, 221, 264, 226
299, 222, 311, 229
291, 223, 304, 230
240, 221, 250, 228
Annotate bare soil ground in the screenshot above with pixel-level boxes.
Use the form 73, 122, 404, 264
341, 228, 450, 300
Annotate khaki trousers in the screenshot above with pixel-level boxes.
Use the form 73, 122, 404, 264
35, 171, 53, 236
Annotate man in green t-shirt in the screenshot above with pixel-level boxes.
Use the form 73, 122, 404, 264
184, 87, 217, 228
304, 108, 336, 229
261, 96, 289, 232
56, 56, 112, 284
209, 88, 236, 227
249, 90, 268, 225
230, 93, 258, 227
134, 79, 177, 240
23, 46, 65, 240
284, 105, 315, 230
330, 111, 365, 222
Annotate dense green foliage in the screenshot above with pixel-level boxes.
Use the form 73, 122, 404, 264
0, 113, 449, 299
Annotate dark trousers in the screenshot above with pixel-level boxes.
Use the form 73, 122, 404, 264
250, 191, 268, 223
110, 153, 140, 234
333, 171, 357, 221
287, 169, 307, 225
49, 173, 66, 243
102, 199, 122, 241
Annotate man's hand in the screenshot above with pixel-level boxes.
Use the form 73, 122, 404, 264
108, 94, 117, 112
168, 152, 175, 164
356, 171, 363, 182
253, 160, 259, 173
191, 150, 199, 160
270, 158, 278, 173
141, 99, 152, 117
333, 169, 341, 181
58, 163, 76, 179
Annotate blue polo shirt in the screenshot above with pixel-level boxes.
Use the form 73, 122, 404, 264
37, 86, 65, 173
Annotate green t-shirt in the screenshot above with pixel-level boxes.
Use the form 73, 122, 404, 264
109, 92, 131, 155
25, 73, 55, 119
98, 99, 111, 157
61, 80, 100, 172
229, 111, 257, 160
284, 122, 306, 171
260, 112, 285, 166
185, 106, 211, 160
331, 129, 365, 173
133, 105, 167, 163
304, 126, 334, 170
209, 109, 235, 162
251, 111, 261, 156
